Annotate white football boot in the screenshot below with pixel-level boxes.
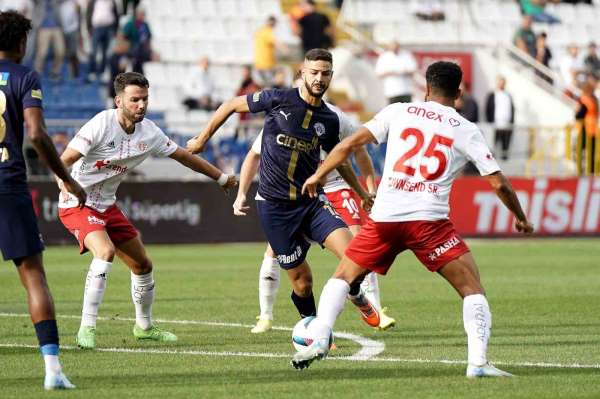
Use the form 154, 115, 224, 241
466, 363, 514, 378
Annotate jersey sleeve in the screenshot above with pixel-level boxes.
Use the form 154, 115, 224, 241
151, 127, 178, 158
68, 116, 102, 156
251, 131, 263, 154
329, 104, 358, 140
20, 70, 43, 110
246, 89, 282, 114
462, 129, 501, 176
363, 104, 396, 144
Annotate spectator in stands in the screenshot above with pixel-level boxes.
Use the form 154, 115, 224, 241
271, 68, 290, 90
254, 16, 282, 87
583, 42, 600, 80
513, 15, 536, 58
455, 83, 479, 123
560, 44, 584, 94
535, 32, 553, 84
33, 0, 65, 79
108, 30, 131, 98
375, 41, 417, 104
519, 0, 560, 24
236, 65, 261, 123
414, 1, 445, 21
86, 0, 118, 81
122, 5, 153, 74
121, 0, 140, 15
575, 75, 598, 173
59, 0, 80, 79
183, 57, 217, 111
297, 0, 333, 53
486, 76, 515, 161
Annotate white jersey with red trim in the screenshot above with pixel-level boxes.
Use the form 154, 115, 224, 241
364, 101, 500, 222
250, 102, 358, 193
59, 109, 177, 212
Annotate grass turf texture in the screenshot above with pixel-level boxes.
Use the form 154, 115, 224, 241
0, 239, 599, 398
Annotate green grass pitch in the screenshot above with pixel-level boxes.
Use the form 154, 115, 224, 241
1, 239, 599, 398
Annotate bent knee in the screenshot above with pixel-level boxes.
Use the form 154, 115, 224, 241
131, 258, 153, 275
93, 245, 116, 262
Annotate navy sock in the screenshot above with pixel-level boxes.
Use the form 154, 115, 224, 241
291, 290, 316, 318
34, 319, 59, 355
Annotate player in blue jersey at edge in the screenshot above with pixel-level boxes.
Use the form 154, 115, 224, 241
187, 49, 381, 327
0, 11, 87, 390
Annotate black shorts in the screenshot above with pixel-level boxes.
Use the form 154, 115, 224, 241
256, 195, 347, 269
0, 191, 44, 263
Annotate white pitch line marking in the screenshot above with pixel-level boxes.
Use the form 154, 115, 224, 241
0, 312, 384, 360
2, 313, 598, 369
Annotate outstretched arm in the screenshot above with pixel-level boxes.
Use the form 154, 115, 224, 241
303, 127, 377, 198
233, 149, 260, 215
169, 147, 238, 193
483, 171, 534, 234
24, 108, 87, 207
335, 161, 374, 211
353, 145, 377, 194
186, 95, 250, 154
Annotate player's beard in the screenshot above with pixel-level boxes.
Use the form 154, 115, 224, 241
122, 105, 146, 124
304, 79, 328, 98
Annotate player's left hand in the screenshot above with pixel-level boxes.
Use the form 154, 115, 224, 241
302, 174, 321, 198
360, 192, 376, 212
515, 219, 534, 234
233, 194, 250, 216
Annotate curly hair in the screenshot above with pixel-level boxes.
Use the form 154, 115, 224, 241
0, 11, 31, 53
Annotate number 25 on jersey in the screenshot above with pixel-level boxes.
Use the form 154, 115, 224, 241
393, 128, 453, 181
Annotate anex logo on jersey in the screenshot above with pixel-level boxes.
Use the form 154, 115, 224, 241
276, 134, 319, 153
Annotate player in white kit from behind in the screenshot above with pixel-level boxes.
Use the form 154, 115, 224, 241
57, 72, 237, 349
294, 61, 534, 377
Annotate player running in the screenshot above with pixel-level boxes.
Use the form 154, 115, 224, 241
57, 72, 237, 349
0, 10, 85, 390
292, 61, 534, 377
187, 49, 380, 328
234, 128, 396, 333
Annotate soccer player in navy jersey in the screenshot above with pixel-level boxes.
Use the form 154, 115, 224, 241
0, 10, 86, 390
187, 48, 380, 327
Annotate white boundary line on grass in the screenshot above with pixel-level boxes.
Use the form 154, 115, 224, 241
2, 313, 599, 370
0, 312, 384, 360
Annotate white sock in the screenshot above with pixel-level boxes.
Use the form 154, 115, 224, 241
360, 272, 382, 310
313, 278, 350, 340
463, 294, 492, 366
131, 271, 155, 330
43, 355, 61, 374
81, 258, 112, 328
258, 254, 280, 320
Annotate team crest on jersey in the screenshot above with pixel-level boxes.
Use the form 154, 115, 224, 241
138, 141, 148, 151
314, 122, 326, 136
253, 91, 262, 102
0, 72, 9, 86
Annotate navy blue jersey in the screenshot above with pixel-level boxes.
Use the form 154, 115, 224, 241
0, 60, 43, 193
247, 88, 341, 202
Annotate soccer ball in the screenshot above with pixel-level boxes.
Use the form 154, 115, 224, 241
291, 316, 333, 351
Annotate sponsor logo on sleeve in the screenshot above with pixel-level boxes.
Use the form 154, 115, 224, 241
253, 91, 261, 102
0, 72, 9, 86
31, 89, 43, 100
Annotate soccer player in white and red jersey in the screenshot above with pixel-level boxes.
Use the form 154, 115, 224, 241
57, 72, 237, 350
293, 61, 534, 377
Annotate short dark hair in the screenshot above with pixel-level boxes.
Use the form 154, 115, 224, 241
114, 72, 149, 95
0, 11, 32, 53
425, 61, 462, 98
304, 48, 333, 64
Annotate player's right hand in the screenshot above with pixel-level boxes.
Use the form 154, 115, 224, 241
515, 219, 534, 234
186, 135, 207, 154
62, 178, 87, 208
233, 194, 250, 216
302, 174, 320, 198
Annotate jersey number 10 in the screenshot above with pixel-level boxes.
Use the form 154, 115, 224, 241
393, 128, 453, 180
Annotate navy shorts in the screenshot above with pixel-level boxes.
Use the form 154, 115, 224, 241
0, 191, 45, 263
256, 194, 347, 269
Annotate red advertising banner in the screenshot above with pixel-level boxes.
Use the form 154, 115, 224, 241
449, 177, 600, 236
413, 51, 473, 89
